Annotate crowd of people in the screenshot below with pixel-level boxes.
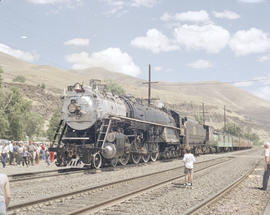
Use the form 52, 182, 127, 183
0, 140, 53, 168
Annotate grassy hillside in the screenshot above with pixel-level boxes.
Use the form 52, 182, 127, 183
1, 51, 269, 140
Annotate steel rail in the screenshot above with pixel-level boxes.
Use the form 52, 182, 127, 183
66, 158, 232, 215
263, 194, 270, 215
8, 148, 255, 183
8, 156, 194, 183
181, 160, 260, 215
8, 157, 231, 213
9, 168, 85, 183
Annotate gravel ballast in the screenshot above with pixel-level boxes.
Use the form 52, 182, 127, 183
0, 148, 264, 214
93, 149, 264, 215
193, 160, 270, 215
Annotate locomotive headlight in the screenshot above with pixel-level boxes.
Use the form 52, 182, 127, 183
68, 103, 77, 113
107, 132, 116, 142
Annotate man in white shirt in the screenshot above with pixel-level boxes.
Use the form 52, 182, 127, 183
260, 142, 270, 190
183, 147, 196, 189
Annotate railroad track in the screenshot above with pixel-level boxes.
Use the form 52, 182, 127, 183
8, 160, 188, 183
7, 157, 232, 215
8, 148, 255, 183
180, 160, 260, 215
9, 168, 86, 183
9, 160, 166, 183
263, 198, 270, 215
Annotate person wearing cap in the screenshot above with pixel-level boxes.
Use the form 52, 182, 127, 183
259, 142, 270, 190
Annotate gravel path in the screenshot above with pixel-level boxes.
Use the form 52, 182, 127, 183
93, 149, 262, 215
193, 159, 270, 215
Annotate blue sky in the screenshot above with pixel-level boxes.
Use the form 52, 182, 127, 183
0, 0, 270, 100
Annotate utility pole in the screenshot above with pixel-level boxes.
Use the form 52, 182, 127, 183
148, 64, 151, 106
224, 105, 226, 131
142, 64, 158, 106
202, 102, 205, 125
198, 102, 209, 125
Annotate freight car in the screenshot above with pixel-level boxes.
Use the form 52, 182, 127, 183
209, 132, 252, 152
49, 80, 252, 169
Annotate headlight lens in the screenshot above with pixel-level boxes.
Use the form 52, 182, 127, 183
68, 103, 77, 113
107, 132, 116, 142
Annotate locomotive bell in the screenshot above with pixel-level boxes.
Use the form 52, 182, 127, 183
74, 83, 83, 93
101, 143, 116, 159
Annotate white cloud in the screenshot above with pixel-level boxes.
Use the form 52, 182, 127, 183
131, 0, 158, 7
21, 36, 28, 39
257, 55, 270, 62
100, 0, 125, 15
255, 75, 270, 85
188, 59, 212, 69
212, 10, 240, 20
100, 0, 157, 16
254, 86, 270, 101
26, 0, 82, 9
174, 24, 230, 53
27, 0, 69, 4
229, 28, 270, 56
66, 48, 141, 77
153, 66, 162, 71
234, 81, 254, 87
64, 38, 89, 46
131, 28, 179, 54
161, 10, 211, 23
0, 43, 38, 62
238, 0, 264, 3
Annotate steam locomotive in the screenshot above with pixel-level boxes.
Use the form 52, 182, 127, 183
49, 80, 252, 169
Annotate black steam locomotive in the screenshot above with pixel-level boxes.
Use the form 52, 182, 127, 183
49, 80, 251, 169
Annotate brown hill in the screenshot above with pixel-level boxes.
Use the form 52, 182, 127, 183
1, 51, 269, 140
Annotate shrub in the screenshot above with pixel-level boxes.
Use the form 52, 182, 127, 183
13, 75, 26, 83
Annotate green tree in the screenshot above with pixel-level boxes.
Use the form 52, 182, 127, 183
37, 83, 46, 90
41, 83, 46, 90
105, 79, 125, 96
243, 132, 260, 145
24, 112, 44, 138
0, 67, 3, 88
13, 75, 26, 83
0, 88, 44, 140
222, 123, 241, 136
4, 88, 31, 140
222, 123, 261, 145
0, 89, 9, 138
47, 108, 62, 141
0, 110, 9, 138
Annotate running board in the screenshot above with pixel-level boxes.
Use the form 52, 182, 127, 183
62, 137, 89, 140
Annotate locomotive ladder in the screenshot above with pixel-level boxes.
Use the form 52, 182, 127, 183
97, 118, 112, 148
52, 119, 64, 144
